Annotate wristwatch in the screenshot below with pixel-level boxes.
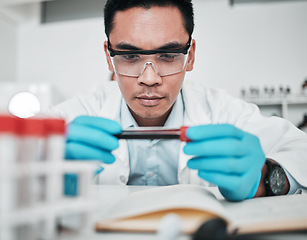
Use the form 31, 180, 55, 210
264, 159, 287, 196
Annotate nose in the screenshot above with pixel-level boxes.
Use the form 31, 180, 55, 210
137, 62, 162, 86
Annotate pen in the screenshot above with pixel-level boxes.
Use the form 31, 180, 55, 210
115, 126, 190, 142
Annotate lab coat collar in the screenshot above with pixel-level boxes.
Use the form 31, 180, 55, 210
97, 81, 122, 123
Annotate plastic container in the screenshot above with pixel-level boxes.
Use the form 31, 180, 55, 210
17, 118, 47, 208
0, 115, 19, 240
42, 118, 66, 240
45, 118, 66, 202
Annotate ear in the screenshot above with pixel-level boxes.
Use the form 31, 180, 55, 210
104, 41, 115, 72
186, 39, 196, 72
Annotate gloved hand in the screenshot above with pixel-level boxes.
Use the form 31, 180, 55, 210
64, 116, 122, 196
65, 115, 122, 163
183, 124, 265, 201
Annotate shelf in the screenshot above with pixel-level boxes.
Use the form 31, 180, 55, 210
242, 96, 307, 125
243, 96, 307, 105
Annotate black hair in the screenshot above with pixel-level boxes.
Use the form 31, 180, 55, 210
104, 0, 194, 38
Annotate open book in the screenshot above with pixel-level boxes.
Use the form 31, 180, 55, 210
95, 184, 307, 235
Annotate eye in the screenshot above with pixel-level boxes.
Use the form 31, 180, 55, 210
159, 53, 179, 62
121, 54, 140, 62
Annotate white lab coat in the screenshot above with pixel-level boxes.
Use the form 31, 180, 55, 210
49, 79, 307, 187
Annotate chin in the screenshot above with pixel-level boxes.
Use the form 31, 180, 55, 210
136, 111, 164, 120
134, 105, 167, 119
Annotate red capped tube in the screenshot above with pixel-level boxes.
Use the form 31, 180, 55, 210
179, 126, 191, 142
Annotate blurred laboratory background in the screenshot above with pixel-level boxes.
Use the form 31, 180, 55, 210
0, 0, 307, 128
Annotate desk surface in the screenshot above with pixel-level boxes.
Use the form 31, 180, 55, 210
59, 185, 307, 240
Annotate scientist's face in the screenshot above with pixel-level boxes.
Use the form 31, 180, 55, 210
104, 6, 195, 126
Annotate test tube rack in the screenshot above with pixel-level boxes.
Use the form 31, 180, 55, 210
0, 116, 97, 240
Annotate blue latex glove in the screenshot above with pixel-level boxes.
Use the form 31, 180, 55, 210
183, 124, 265, 201
64, 116, 122, 196
65, 115, 122, 163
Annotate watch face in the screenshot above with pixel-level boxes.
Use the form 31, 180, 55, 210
269, 168, 286, 195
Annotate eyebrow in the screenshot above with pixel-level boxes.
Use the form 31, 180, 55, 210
114, 41, 187, 51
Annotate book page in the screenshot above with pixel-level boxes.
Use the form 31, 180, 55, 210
101, 184, 227, 219
96, 185, 307, 235
223, 194, 307, 234
96, 184, 230, 234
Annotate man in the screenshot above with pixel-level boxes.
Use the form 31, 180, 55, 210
49, 0, 307, 201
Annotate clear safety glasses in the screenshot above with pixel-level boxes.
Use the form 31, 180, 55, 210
107, 37, 191, 77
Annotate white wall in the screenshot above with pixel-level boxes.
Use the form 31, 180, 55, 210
16, 0, 307, 102
189, 0, 307, 97
18, 3, 108, 103
0, 18, 17, 82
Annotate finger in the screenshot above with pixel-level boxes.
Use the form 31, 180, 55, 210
186, 124, 245, 141
65, 142, 116, 164
183, 138, 248, 157
187, 156, 251, 175
67, 123, 119, 151
198, 167, 260, 201
241, 133, 263, 154
198, 170, 247, 201
198, 170, 241, 191
218, 168, 262, 201
72, 116, 122, 134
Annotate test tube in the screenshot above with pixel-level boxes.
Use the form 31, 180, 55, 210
0, 115, 19, 240
43, 118, 66, 240
45, 118, 66, 202
17, 118, 46, 208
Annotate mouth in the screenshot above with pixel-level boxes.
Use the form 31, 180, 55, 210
136, 95, 165, 106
